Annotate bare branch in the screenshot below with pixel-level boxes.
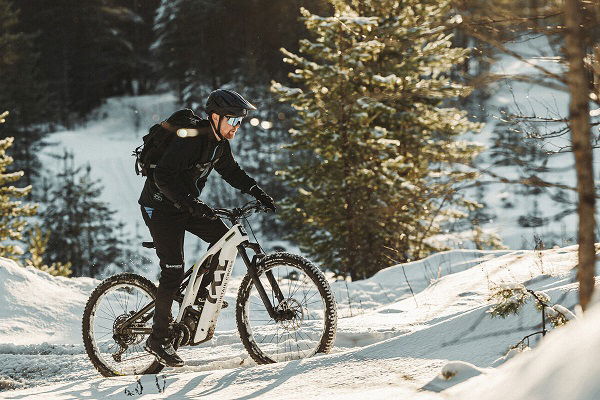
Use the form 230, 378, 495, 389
472, 165, 580, 192
465, 28, 567, 84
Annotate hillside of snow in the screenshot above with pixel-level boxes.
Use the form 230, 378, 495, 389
39, 94, 175, 246
1, 245, 595, 398
0, 258, 97, 345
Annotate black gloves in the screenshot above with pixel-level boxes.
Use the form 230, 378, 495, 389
248, 185, 276, 212
180, 196, 217, 220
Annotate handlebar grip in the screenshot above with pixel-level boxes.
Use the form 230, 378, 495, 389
211, 201, 265, 220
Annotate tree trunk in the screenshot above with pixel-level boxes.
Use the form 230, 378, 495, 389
564, 0, 596, 311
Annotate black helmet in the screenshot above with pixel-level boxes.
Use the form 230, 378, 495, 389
205, 89, 256, 117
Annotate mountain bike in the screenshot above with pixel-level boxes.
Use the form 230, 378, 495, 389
82, 201, 337, 377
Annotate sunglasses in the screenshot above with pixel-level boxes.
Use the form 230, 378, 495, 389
225, 116, 244, 127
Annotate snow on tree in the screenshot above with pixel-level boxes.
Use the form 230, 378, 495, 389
0, 133, 36, 259
272, 0, 485, 279
488, 283, 576, 351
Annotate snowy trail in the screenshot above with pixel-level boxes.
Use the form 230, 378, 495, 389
0, 250, 507, 394
0, 247, 586, 398
0, 354, 442, 399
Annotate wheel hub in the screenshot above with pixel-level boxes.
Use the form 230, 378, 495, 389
112, 312, 142, 346
275, 298, 304, 331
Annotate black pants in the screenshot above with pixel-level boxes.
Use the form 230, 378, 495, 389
141, 205, 228, 338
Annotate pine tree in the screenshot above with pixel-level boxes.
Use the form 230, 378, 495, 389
16, 0, 138, 120
152, 0, 332, 103
114, 0, 161, 95
0, 0, 49, 191
0, 132, 37, 259
152, 0, 231, 102
41, 152, 130, 277
24, 224, 72, 277
272, 0, 484, 279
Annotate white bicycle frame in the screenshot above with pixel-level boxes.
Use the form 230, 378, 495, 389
176, 223, 249, 343
118, 205, 286, 347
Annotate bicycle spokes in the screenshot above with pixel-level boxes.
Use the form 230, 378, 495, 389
245, 263, 326, 362
89, 284, 156, 375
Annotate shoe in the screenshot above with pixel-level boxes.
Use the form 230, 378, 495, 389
144, 335, 184, 367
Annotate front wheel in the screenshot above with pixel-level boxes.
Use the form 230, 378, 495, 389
236, 252, 337, 364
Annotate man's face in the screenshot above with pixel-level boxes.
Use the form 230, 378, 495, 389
211, 114, 240, 140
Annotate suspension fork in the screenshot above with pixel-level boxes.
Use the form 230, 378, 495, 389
238, 243, 285, 319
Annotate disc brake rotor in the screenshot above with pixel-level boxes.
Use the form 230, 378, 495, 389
276, 298, 304, 331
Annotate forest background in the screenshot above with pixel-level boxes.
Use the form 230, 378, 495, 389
0, 0, 597, 299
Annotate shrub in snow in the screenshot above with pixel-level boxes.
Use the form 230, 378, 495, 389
488, 283, 530, 317
440, 361, 485, 381
544, 304, 576, 327
488, 283, 576, 350
422, 361, 487, 392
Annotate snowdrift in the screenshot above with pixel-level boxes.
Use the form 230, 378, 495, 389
338, 246, 581, 369
449, 291, 600, 400
0, 258, 97, 345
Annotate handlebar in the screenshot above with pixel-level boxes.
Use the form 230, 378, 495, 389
212, 201, 270, 223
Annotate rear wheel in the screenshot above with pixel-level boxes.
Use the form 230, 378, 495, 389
82, 273, 164, 377
236, 252, 337, 364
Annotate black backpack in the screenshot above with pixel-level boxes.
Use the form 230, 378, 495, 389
132, 124, 175, 177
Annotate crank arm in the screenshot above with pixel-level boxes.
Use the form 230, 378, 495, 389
122, 326, 153, 335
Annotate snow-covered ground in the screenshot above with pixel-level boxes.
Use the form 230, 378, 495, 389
2, 245, 595, 399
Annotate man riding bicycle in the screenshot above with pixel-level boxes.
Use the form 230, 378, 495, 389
138, 89, 276, 367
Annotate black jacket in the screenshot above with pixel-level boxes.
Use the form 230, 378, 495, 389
138, 119, 257, 210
